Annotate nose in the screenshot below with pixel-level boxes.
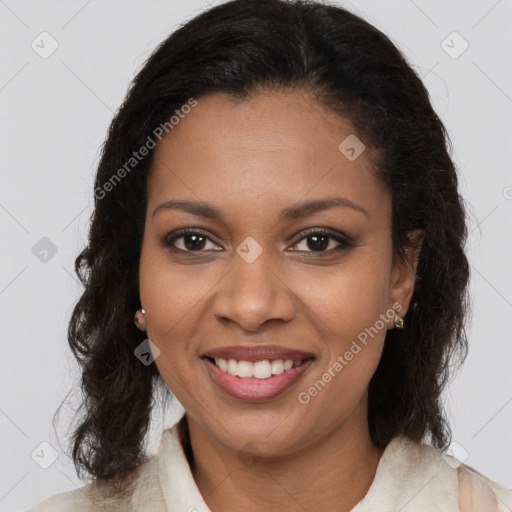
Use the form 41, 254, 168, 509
211, 251, 296, 332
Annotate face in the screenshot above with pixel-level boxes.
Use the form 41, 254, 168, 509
138, 90, 418, 456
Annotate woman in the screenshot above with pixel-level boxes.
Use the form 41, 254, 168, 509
29, 0, 511, 510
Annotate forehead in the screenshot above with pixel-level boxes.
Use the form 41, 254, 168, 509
147, 90, 389, 223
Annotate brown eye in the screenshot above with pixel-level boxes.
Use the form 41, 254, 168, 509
181, 233, 207, 251
289, 229, 354, 254
304, 234, 330, 251
162, 229, 221, 253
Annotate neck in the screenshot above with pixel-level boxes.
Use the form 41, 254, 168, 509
184, 407, 385, 512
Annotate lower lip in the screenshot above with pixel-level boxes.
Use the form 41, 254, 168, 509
202, 357, 314, 402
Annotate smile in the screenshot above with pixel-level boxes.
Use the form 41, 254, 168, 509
201, 354, 314, 402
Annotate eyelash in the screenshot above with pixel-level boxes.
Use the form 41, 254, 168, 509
161, 227, 355, 256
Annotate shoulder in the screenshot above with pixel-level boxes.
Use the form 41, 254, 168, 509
457, 463, 512, 512
26, 481, 97, 512
417, 439, 512, 512
377, 435, 511, 511
26, 452, 167, 512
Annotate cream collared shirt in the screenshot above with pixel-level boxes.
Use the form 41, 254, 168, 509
28, 422, 512, 511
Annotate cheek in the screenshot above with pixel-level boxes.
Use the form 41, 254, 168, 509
298, 250, 391, 393
303, 249, 392, 337
138, 241, 229, 385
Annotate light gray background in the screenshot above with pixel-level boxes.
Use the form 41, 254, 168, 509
1, 1, 511, 510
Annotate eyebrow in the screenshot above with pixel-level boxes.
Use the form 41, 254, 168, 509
152, 196, 368, 221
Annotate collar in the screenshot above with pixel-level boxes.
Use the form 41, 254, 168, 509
156, 422, 462, 512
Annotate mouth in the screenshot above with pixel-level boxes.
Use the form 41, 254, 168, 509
200, 345, 315, 401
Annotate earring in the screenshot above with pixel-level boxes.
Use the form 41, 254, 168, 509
394, 310, 404, 329
134, 307, 146, 330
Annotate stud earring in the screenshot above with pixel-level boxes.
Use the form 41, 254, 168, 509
393, 310, 404, 329
134, 308, 146, 330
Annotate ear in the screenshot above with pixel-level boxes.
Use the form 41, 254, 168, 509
389, 229, 424, 318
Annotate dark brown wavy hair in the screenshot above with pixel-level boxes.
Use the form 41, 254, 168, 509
55, 0, 470, 486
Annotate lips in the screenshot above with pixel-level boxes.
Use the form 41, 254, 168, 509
200, 344, 315, 401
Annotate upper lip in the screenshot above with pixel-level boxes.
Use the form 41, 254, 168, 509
201, 344, 315, 362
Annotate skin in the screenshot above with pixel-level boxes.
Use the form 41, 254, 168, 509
137, 89, 423, 512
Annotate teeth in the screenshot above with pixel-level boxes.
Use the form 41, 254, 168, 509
271, 360, 284, 375
227, 359, 238, 376
212, 357, 303, 379
237, 361, 253, 378
253, 360, 272, 379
